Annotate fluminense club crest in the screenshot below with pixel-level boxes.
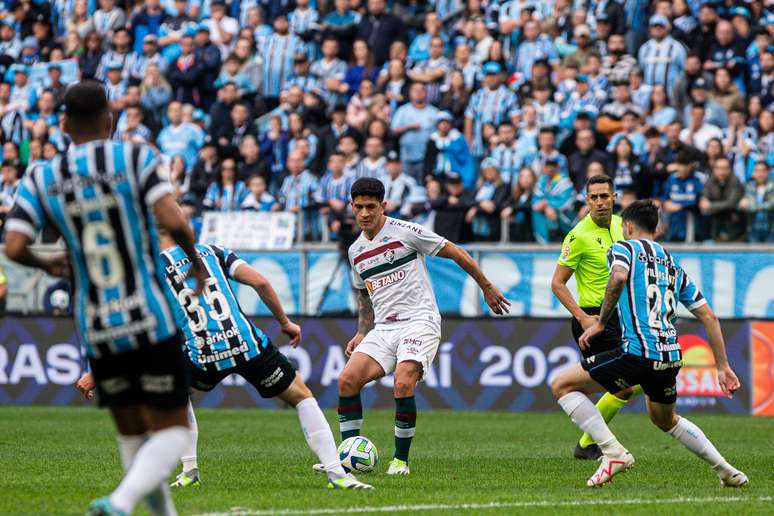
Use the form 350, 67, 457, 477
383, 249, 395, 263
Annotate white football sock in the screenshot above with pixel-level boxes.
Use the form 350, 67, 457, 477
116, 434, 146, 470
296, 397, 347, 478
668, 416, 730, 472
181, 400, 199, 473
558, 392, 625, 455
109, 426, 190, 514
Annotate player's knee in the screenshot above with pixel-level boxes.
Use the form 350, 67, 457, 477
550, 376, 570, 399
338, 371, 362, 396
393, 377, 416, 398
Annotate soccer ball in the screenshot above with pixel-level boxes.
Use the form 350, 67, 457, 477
337, 436, 378, 473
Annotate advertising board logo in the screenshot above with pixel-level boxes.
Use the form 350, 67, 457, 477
751, 322, 774, 416
676, 335, 725, 397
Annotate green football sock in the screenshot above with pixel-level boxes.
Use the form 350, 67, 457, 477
338, 394, 363, 440
578, 387, 641, 448
394, 396, 416, 462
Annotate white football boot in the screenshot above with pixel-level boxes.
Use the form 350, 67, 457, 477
587, 450, 635, 487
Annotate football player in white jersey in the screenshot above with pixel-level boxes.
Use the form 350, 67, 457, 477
317, 177, 510, 476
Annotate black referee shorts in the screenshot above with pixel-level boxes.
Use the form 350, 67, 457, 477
571, 307, 622, 358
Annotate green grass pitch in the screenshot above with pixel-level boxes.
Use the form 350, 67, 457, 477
0, 407, 772, 515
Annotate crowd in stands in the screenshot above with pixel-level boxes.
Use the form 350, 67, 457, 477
0, 0, 772, 244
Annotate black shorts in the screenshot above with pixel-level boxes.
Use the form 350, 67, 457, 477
581, 348, 682, 404
89, 333, 190, 409
571, 307, 622, 358
187, 343, 296, 399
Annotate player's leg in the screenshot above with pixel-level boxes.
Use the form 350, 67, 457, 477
338, 337, 390, 440
573, 313, 642, 459
170, 398, 201, 488
100, 337, 191, 516
645, 387, 748, 487
551, 357, 635, 486
276, 373, 372, 489
388, 359, 422, 475
387, 324, 440, 475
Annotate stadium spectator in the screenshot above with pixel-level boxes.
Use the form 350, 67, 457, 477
568, 129, 611, 192
532, 157, 575, 244
740, 161, 774, 242
424, 111, 474, 188
381, 150, 416, 219
390, 82, 438, 182
466, 159, 509, 241
358, 0, 407, 67
203, 158, 248, 212
502, 167, 537, 242
663, 150, 704, 242
430, 175, 473, 243
699, 158, 745, 242
241, 174, 277, 212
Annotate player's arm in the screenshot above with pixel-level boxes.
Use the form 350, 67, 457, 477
232, 263, 300, 348
346, 289, 374, 357
152, 193, 206, 294
436, 242, 510, 315
4, 173, 68, 276
691, 303, 739, 397
5, 232, 69, 277
551, 265, 588, 323
578, 265, 627, 350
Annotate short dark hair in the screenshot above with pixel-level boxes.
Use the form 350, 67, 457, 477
586, 174, 613, 191
621, 200, 659, 233
675, 149, 695, 165
64, 80, 108, 124
351, 177, 385, 202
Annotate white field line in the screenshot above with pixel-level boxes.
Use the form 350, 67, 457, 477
195, 495, 774, 516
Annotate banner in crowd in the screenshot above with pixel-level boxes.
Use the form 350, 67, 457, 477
198, 212, 296, 250
0, 317, 756, 415
230, 249, 774, 318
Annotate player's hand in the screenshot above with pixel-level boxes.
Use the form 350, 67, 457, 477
578, 321, 604, 351
76, 372, 95, 401
345, 334, 364, 357
579, 314, 599, 331
281, 320, 301, 348
187, 259, 207, 295
44, 254, 70, 278
717, 365, 741, 398
483, 284, 511, 315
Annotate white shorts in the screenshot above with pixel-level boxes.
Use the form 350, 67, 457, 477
354, 321, 441, 379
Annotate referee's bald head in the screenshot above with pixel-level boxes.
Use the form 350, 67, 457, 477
63, 81, 111, 141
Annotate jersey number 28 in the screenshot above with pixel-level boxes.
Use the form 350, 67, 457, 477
178, 277, 231, 333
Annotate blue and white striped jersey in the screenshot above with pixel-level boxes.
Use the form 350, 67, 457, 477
262, 33, 306, 98
608, 239, 706, 363
160, 244, 269, 372
637, 36, 686, 92
7, 141, 178, 358
464, 86, 520, 157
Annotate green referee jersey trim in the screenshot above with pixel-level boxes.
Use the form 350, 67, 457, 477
360, 251, 418, 279
557, 214, 624, 308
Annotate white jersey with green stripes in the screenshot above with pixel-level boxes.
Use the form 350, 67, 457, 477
349, 217, 447, 328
